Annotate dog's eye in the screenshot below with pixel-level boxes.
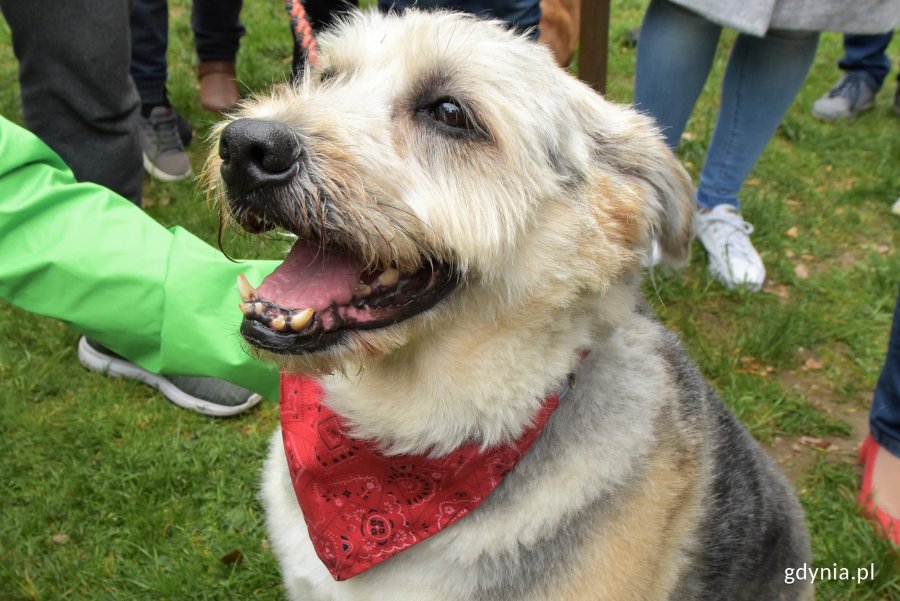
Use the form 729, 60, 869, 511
429, 99, 473, 130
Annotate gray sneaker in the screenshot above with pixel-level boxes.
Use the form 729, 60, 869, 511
139, 106, 193, 182
78, 337, 262, 417
812, 72, 877, 122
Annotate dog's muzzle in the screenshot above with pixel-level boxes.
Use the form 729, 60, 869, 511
217, 118, 459, 355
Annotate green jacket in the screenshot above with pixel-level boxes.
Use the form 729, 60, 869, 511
0, 116, 280, 400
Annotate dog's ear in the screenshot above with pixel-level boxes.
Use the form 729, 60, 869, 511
571, 86, 695, 267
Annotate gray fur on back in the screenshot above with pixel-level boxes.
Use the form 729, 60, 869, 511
658, 326, 812, 600
451, 303, 811, 601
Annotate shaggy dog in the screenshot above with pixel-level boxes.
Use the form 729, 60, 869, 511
207, 11, 812, 600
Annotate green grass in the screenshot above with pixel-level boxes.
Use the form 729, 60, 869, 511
1, 1, 899, 599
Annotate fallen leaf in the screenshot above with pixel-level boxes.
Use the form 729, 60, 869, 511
785, 249, 796, 259
220, 549, 244, 564
738, 356, 775, 376
801, 254, 814, 261
52, 533, 68, 544
799, 436, 824, 446
877, 244, 890, 254
785, 226, 799, 238
794, 264, 810, 279
763, 282, 791, 301
680, 132, 697, 141
798, 436, 838, 452
802, 358, 824, 371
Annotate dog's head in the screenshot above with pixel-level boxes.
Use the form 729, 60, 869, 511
206, 10, 693, 378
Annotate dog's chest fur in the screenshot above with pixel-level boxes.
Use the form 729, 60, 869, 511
262, 308, 811, 601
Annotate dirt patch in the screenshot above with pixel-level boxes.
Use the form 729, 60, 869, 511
765, 358, 871, 484
766, 433, 860, 485
778, 367, 870, 442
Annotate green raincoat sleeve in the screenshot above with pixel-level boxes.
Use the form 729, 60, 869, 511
0, 116, 280, 400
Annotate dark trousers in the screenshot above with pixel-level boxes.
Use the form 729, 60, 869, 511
291, 0, 539, 78
839, 32, 895, 91
377, 0, 541, 37
1, 0, 143, 205
872, 287, 900, 459
130, 0, 244, 107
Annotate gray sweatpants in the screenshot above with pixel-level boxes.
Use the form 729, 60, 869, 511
1, 0, 143, 205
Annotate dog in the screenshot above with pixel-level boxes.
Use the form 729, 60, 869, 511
206, 10, 812, 600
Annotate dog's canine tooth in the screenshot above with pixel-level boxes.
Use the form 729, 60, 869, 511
254, 302, 265, 314
377, 268, 400, 287
238, 302, 254, 315
237, 274, 257, 302
354, 283, 372, 299
271, 315, 288, 331
290, 308, 314, 331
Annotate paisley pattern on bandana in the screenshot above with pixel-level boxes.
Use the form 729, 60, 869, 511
279, 373, 560, 581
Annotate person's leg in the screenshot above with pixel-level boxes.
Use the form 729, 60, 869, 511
864, 288, 900, 537
305, 0, 358, 32
377, 0, 541, 37
633, 0, 722, 149
0, 0, 143, 205
696, 29, 819, 211
130, 0, 192, 181
130, 0, 169, 109
838, 32, 894, 91
692, 28, 817, 290
871, 291, 900, 461
192, 0, 245, 63
812, 32, 893, 121
193, 0, 244, 112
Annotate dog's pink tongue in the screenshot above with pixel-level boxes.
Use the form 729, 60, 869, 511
256, 239, 364, 311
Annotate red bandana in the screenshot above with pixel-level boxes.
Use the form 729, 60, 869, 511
279, 373, 561, 581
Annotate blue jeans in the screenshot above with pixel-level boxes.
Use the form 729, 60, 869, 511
378, 0, 541, 37
839, 32, 895, 91
872, 288, 900, 459
131, 0, 244, 107
633, 0, 819, 210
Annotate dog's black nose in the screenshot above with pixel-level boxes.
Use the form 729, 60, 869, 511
219, 119, 301, 193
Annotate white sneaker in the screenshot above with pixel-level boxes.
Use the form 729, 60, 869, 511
694, 205, 765, 291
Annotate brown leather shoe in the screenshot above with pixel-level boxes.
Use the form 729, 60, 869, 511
198, 61, 240, 113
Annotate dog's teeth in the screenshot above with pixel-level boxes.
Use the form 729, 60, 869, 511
377, 268, 400, 287
290, 308, 314, 331
237, 274, 257, 302
354, 283, 371, 299
238, 302, 254, 315
271, 315, 287, 331
254, 302, 265, 314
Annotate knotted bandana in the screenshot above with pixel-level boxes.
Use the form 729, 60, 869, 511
279, 373, 561, 580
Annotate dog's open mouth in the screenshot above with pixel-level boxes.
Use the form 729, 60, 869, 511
238, 239, 457, 354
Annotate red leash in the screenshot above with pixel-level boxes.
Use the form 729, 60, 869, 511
285, 0, 319, 68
